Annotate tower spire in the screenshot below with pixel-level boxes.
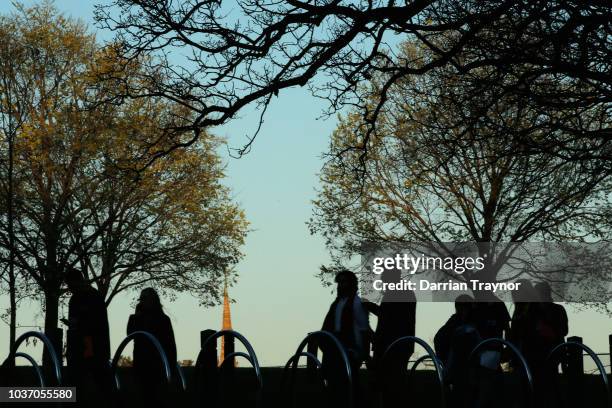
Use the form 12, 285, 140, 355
220, 276, 233, 365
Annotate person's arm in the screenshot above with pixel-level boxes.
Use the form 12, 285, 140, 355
362, 300, 380, 316
407, 301, 416, 336
356, 300, 371, 331
355, 299, 373, 357
503, 321, 511, 341
434, 325, 449, 363
559, 305, 569, 338
127, 314, 136, 335
321, 303, 335, 332
501, 304, 512, 341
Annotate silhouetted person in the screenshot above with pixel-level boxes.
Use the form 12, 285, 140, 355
127, 288, 177, 408
434, 295, 475, 365
321, 270, 371, 407
322, 270, 371, 366
515, 282, 568, 373
471, 294, 511, 408
195, 329, 219, 406
364, 269, 416, 407
508, 279, 537, 368
533, 282, 568, 348
528, 282, 568, 405
64, 267, 111, 407
434, 295, 480, 408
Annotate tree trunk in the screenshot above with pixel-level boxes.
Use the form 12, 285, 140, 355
6, 132, 17, 364
8, 269, 16, 345
42, 287, 61, 371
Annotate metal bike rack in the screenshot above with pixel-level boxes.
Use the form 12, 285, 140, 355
469, 338, 535, 408
381, 336, 446, 408
175, 361, 187, 392
282, 351, 323, 374
281, 331, 353, 408
219, 351, 252, 368
281, 351, 326, 399
196, 329, 263, 408
3, 331, 63, 386
111, 331, 173, 391
14, 352, 45, 387
409, 354, 444, 377
546, 341, 610, 408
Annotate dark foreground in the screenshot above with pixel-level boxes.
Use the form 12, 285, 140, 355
5, 366, 610, 407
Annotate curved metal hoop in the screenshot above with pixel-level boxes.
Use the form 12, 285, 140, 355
283, 331, 353, 408
3, 331, 63, 385
197, 330, 263, 408
546, 341, 610, 407
175, 362, 187, 392
410, 354, 436, 376
469, 338, 534, 408
111, 331, 172, 391
14, 352, 45, 387
381, 336, 445, 407
280, 351, 325, 403
220, 351, 253, 368
282, 352, 323, 374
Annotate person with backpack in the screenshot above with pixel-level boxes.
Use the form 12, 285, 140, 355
321, 270, 371, 407
521, 282, 568, 374
434, 295, 480, 408
471, 295, 511, 408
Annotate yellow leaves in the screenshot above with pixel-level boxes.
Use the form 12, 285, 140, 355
0, 3, 207, 206
0, 3, 247, 303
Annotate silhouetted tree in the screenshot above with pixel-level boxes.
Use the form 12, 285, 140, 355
0, 10, 27, 349
69, 134, 247, 307
96, 0, 611, 167
308, 41, 611, 288
0, 4, 247, 356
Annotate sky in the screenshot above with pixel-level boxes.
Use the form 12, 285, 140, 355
0, 0, 610, 370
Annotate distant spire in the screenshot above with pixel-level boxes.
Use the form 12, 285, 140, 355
219, 277, 234, 365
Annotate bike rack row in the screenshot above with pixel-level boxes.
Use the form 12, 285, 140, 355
0, 328, 262, 405
281, 332, 610, 408
112, 329, 263, 407
3, 330, 609, 408
280, 333, 447, 408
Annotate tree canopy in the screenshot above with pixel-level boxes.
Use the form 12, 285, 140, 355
309, 42, 611, 288
96, 0, 611, 167
0, 3, 247, 347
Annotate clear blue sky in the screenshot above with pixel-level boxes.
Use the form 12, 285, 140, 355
0, 1, 609, 369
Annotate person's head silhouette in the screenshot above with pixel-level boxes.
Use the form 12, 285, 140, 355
512, 279, 534, 303
137, 287, 163, 314
454, 294, 474, 322
64, 267, 88, 294
534, 281, 553, 302
335, 270, 358, 298
381, 268, 401, 284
